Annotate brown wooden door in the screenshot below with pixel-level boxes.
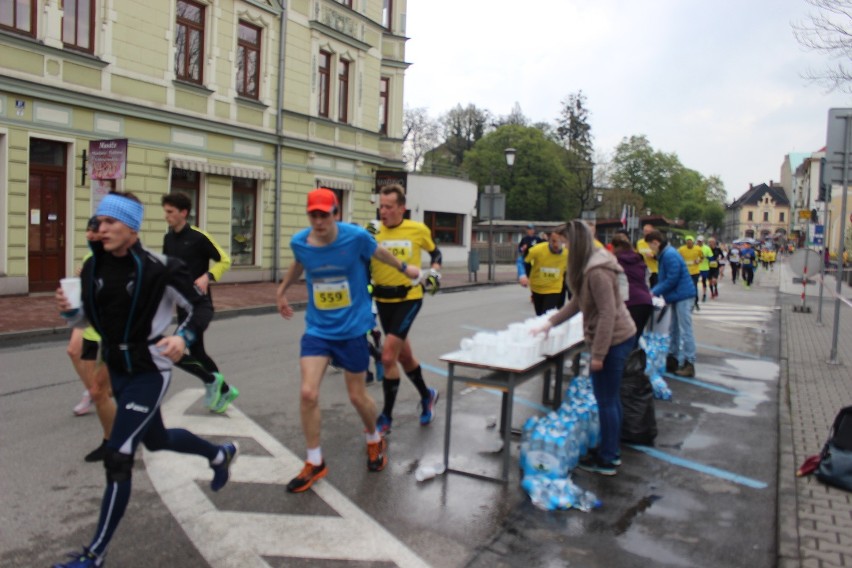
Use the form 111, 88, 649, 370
28, 169, 66, 292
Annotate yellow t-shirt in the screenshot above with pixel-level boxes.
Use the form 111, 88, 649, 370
678, 245, 703, 275
636, 238, 658, 273
524, 241, 567, 295
370, 220, 436, 303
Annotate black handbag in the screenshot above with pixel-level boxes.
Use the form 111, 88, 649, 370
816, 406, 852, 492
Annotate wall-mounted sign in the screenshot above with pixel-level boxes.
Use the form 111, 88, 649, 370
88, 138, 128, 180
375, 170, 407, 194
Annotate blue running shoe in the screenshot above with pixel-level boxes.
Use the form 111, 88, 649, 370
420, 388, 439, 426
377, 413, 392, 434
53, 548, 104, 567
210, 442, 238, 491
204, 372, 225, 410
375, 361, 384, 382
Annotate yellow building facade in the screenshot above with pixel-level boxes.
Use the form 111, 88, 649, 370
724, 182, 791, 244
0, 0, 407, 294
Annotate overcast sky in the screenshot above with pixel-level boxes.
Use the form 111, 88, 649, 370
402, 0, 852, 201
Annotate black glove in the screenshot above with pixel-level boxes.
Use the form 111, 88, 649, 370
365, 220, 380, 236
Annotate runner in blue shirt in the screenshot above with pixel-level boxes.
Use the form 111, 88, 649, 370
740, 242, 757, 288
276, 188, 420, 493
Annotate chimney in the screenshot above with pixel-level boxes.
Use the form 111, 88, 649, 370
749, 183, 753, 189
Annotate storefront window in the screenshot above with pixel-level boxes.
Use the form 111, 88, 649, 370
424, 211, 463, 245
170, 168, 200, 226
231, 178, 256, 265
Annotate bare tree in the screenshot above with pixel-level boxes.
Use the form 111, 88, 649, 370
793, 0, 852, 93
402, 106, 440, 171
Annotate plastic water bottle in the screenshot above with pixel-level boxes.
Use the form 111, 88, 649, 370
415, 461, 446, 482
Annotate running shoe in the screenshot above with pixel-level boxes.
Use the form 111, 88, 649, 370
367, 437, 388, 472
84, 440, 108, 463
419, 387, 439, 426
377, 413, 392, 434
204, 372, 225, 410
73, 391, 93, 416
578, 454, 617, 476
53, 547, 104, 567
211, 385, 240, 414
375, 361, 384, 382
287, 461, 328, 493
210, 442, 239, 491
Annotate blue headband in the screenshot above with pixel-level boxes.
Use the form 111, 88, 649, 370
96, 194, 144, 231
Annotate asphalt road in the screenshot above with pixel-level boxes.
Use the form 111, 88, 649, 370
0, 279, 781, 567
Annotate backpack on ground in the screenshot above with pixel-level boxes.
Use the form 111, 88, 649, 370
814, 406, 852, 492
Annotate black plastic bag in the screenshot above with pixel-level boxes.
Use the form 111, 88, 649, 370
620, 348, 657, 446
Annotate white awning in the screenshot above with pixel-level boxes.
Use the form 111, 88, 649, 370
169, 158, 271, 180
315, 177, 354, 192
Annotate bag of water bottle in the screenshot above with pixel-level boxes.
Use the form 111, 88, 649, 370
640, 331, 672, 401
521, 475, 601, 511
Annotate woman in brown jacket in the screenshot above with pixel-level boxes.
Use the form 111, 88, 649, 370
534, 220, 636, 475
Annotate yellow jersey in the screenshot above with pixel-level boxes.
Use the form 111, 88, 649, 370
678, 245, 703, 275
525, 241, 567, 295
370, 220, 436, 303
636, 238, 658, 273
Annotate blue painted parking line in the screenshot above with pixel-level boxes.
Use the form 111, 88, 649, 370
421, 362, 550, 413
627, 444, 768, 489
663, 372, 744, 397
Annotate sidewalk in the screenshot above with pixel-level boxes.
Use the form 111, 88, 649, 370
776, 258, 852, 568
0, 263, 519, 340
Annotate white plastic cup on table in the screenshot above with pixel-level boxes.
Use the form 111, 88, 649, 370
60, 277, 82, 309
460, 338, 474, 351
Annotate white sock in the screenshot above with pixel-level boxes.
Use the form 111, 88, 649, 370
307, 447, 323, 465
365, 430, 381, 444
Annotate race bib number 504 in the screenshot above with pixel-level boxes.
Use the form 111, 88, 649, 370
381, 240, 412, 260
313, 280, 352, 310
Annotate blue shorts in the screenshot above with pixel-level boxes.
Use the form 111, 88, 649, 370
300, 334, 370, 373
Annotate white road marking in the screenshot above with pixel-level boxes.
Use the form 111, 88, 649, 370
692, 302, 773, 328
144, 389, 430, 568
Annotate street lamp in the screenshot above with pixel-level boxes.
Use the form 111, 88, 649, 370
486, 148, 517, 281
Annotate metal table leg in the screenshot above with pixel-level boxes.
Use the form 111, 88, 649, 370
443, 362, 454, 472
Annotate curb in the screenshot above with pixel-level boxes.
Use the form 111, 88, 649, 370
0, 280, 516, 345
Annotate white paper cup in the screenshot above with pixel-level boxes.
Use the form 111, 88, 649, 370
60, 277, 82, 309
460, 338, 474, 351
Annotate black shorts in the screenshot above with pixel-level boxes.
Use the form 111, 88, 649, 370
708, 267, 719, 279
375, 299, 422, 340
81, 338, 100, 361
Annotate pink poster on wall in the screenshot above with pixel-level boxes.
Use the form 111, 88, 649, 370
88, 139, 127, 180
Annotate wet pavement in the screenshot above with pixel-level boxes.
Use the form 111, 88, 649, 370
1, 258, 852, 567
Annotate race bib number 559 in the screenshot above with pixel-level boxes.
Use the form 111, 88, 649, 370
313, 280, 351, 310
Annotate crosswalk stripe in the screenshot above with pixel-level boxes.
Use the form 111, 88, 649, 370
145, 389, 430, 568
